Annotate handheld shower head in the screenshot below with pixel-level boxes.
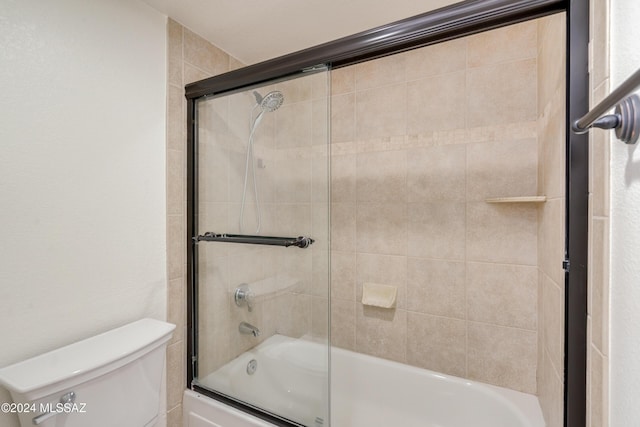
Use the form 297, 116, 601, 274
254, 90, 284, 112
240, 89, 284, 234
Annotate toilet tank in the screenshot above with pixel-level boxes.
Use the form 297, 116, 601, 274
0, 318, 175, 427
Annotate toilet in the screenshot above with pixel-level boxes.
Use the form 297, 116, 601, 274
0, 318, 175, 427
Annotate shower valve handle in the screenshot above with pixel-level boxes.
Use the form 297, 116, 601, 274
234, 284, 255, 312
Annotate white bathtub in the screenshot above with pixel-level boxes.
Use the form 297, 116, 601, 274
184, 334, 545, 427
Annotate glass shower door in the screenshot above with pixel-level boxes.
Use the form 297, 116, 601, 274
192, 66, 330, 427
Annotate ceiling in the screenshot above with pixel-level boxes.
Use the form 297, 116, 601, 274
142, 0, 461, 65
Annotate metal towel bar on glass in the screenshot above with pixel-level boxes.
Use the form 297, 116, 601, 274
194, 232, 314, 249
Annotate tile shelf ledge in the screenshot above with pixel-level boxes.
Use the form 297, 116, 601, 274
484, 196, 547, 203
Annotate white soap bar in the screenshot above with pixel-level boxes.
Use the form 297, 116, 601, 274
362, 282, 397, 308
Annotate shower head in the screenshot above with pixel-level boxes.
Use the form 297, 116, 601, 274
253, 90, 284, 112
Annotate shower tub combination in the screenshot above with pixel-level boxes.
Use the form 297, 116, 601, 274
184, 335, 545, 427
184, 0, 573, 426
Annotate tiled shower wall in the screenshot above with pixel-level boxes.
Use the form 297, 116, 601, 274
165, 13, 578, 425
165, 18, 245, 427
329, 20, 548, 394
588, 0, 611, 425
536, 13, 567, 427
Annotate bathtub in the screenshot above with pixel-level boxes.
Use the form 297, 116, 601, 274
184, 334, 545, 427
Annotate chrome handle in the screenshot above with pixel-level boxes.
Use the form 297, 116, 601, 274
234, 284, 254, 312
32, 391, 76, 425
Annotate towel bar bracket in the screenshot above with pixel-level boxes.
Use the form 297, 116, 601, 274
572, 94, 640, 145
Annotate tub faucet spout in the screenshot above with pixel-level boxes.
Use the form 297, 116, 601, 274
239, 322, 261, 337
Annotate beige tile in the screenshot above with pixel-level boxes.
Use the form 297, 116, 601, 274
356, 305, 407, 363
198, 94, 228, 137
167, 19, 183, 87
226, 91, 253, 142
311, 296, 329, 339
537, 14, 565, 115
254, 150, 278, 204
466, 138, 538, 201
312, 98, 329, 146
591, 218, 609, 354
542, 274, 564, 375
467, 202, 537, 265
407, 144, 466, 203
406, 312, 466, 377
355, 54, 406, 90
407, 258, 465, 319
468, 20, 537, 68
312, 152, 330, 203
167, 85, 185, 151
167, 215, 185, 280
331, 203, 356, 252
184, 63, 210, 85
274, 203, 312, 237
227, 250, 264, 290
407, 71, 466, 134
404, 38, 467, 81
274, 155, 312, 203
276, 245, 313, 291
331, 154, 356, 203
589, 346, 608, 427
275, 101, 312, 148
331, 251, 356, 301
467, 262, 537, 330
356, 202, 407, 256
183, 28, 229, 76
537, 271, 545, 390
356, 150, 407, 202
538, 198, 565, 284
591, 0, 610, 87
198, 253, 230, 328
312, 247, 330, 298
197, 319, 231, 376
276, 293, 312, 338
167, 149, 185, 215
331, 93, 355, 143
356, 253, 407, 309
591, 82, 610, 217
331, 66, 355, 95
167, 403, 183, 427
310, 71, 330, 100
356, 83, 407, 139
538, 348, 564, 427
331, 298, 356, 350
467, 59, 537, 128
277, 76, 312, 104
168, 277, 186, 345
198, 142, 229, 203
311, 201, 329, 247
407, 202, 465, 260
167, 341, 185, 408
586, 318, 592, 427
467, 322, 537, 393
540, 93, 566, 200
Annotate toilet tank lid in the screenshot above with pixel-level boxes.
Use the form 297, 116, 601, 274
0, 318, 175, 395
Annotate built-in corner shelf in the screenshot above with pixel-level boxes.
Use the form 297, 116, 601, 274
484, 196, 547, 204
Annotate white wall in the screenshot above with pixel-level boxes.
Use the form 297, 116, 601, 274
0, 0, 167, 425
609, 0, 640, 425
